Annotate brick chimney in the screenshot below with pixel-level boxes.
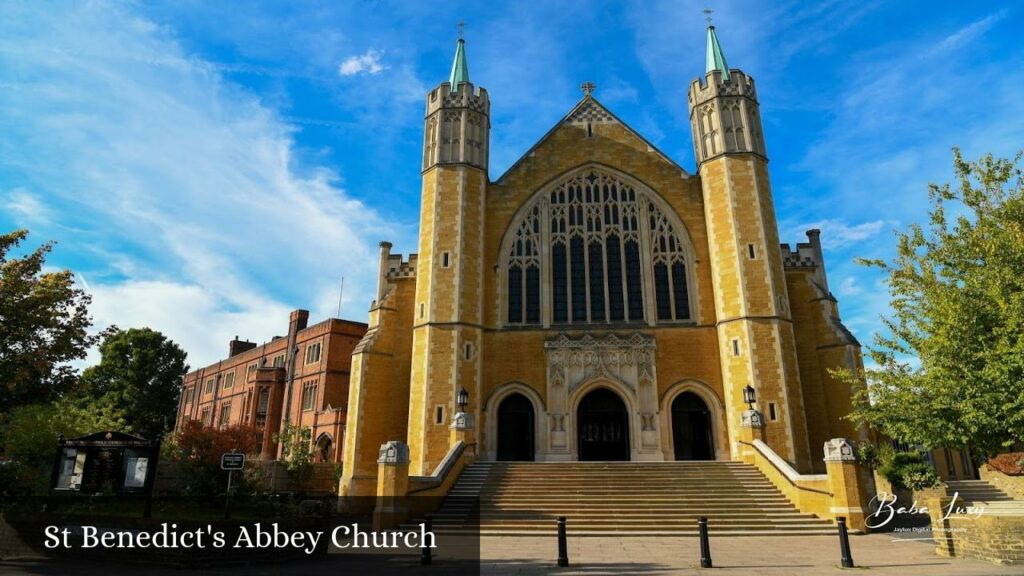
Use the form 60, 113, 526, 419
229, 336, 257, 357
289, 309, 310, 335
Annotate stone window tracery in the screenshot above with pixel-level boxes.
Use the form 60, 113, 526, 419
504, 168, 694, 326
723, 103, 746, 152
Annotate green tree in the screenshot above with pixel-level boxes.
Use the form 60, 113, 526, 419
0, 229, 97, 414
0, 398, 129, 469
78, 328, 189, 440
273, 423, 312, 488
848, 149, 1024, 457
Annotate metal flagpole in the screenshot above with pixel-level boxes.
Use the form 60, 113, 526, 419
342, 276, 350, 315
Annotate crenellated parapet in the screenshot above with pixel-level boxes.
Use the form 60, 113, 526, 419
687, 69, 766, 165
423, 81, 490, 171
780, 229, 829, 293
780, 241, 819, 270
426, 82, 490, 114
385, 253, 417, 280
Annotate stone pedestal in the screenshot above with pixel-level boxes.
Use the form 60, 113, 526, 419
823, 438, 870, 531
373, 440, 410, 530
918, 487, 955, 557
737, 409, 764, 464
449, 411, 476, 454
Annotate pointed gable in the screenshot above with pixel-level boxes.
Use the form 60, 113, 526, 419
565, 98, 616, 125
496, 95, 690, 183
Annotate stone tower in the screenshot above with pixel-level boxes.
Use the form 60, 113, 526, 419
406, 34, 490, 475
687, 24, 812, 470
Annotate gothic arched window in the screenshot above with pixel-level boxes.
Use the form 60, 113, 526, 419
503, 168, 694, 326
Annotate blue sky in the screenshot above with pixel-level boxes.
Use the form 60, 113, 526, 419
2, 1, 1022, 368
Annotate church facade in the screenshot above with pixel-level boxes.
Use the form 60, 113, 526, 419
339, 26, 865, 499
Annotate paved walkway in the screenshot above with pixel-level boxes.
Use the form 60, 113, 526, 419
476, 534, 1023, 575
3, 534, 1021, 575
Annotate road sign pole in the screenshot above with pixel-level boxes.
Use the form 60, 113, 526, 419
220, 452, 245, 520
225, 469, 233, 520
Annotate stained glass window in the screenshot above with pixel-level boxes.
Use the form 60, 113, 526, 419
508, 266, 523, 323
505, 168, 692, 325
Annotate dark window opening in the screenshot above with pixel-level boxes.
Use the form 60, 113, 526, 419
552, 242, 568, 323
671, 262, 690, 319
606, 236, 624, 321
625, 240, 644, 321
508, 266, 523, 324
525, 265, 541, 324
570, 237, 587, 322
654, 263, 672, 320
588, 241, 605, 322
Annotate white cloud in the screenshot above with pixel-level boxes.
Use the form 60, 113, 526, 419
837, 276, 862, 296
3, 188, 54, 226
0, 2, 405, 367
598, 77, 639, 105
794, 9, 1024, 219
339, 50, 386, 76
791, 219, 893, 249
932, 9, 1008, 54
83, 280, 292, 369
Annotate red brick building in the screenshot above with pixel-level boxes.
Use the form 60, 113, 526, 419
175, 310, 367, 463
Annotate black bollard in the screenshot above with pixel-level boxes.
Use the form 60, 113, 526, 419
556, 517, 569, 567
420, 514, 433, 566
698, 516, 713, 568
837, 516, 854, 568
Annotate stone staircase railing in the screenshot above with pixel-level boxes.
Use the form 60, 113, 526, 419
738, 438, 872, 531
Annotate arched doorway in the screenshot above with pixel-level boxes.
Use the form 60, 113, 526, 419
577, 388, 630, 461
315, 433, 333, 462
497, 393, 535, 461
671, 392, 714, 460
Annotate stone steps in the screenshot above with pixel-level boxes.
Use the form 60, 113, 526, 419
945, 479, 1024, 516
435, 511, 818, 519
407, 460, 835, 536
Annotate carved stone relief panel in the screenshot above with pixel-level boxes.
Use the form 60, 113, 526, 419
544, 332, 660, 454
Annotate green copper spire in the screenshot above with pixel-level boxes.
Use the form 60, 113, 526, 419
705, 25, 730, 77
449, 24, 469, 92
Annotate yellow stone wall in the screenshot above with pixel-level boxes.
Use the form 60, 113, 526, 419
339, 276, 415, 500
698, 154, 812, 471
407, 165, 487, 475
787, 267, 865, 472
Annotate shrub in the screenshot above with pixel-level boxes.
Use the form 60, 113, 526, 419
0, 460, 34, 503
899, 462, 942, 491
986, 452, 1024, 476
857, 442, 882, 468
163, 420, 259, 498
273, 423, 312, 490
877, 450, 940, 491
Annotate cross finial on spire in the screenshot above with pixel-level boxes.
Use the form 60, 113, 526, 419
449, 23, 470, 91
581, 81, 596, 96
703, 8, 713, 26
705, 14, 730, 76
457, 21, 465, 40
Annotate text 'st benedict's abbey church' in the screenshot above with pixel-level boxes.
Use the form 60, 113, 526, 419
338, 23, 866, 503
